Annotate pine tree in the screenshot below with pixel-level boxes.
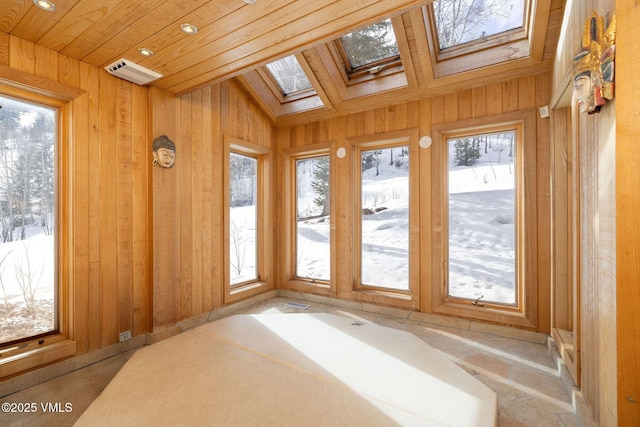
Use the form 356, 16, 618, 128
310, 156, 330, 216
229, 154, 256, 207
0, 103, 21, 242
454, 137, 480, 166
340, 20, 399, 68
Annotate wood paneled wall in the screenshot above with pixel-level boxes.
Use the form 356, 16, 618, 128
615, 2, 640, 425
276, 74, 552, 333
150, 80, 276, 329
1, 33, 277, 366
0, 34, 151, 355
576, 103, 617, 424
550, 0, 629, 424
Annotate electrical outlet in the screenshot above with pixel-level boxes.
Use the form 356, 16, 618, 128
119, 330, 132, 342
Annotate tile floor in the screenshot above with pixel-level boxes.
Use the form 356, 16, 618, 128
237, 297, 579, 427
0, 296, 580, 426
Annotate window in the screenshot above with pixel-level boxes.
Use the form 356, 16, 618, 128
224, 137, 272, 301
423, 0, 533, 77
431, 111, 537, 327
295, 155, 330, 282
446, 130, 517, 306
237, 54, 324, 119
433, 0, 526, 50
266, 55, 314, 96
229, 152, 258, 285
356, 144, 410, 292
0, 93, 57, 347
336, 19, 401, 77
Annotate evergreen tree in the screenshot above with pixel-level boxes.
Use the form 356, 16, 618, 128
0, 103, 21, 242
310, 156, 330, 216
454, 137, 480, 166
229, 153, 256, 207
361, 149, 382, 175
28, 112, 55, 235
340, 20, 399, 68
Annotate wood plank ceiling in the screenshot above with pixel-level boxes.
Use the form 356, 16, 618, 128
1, 0, 564, 125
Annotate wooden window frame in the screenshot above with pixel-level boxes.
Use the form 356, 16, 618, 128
349, 129, 420, 309
431, 111, 537, 328
260, 66, 317, 103
223, 136, 273, 303
331, 39, 402, 80
422, 1, 536, 78
0, 83, 76, 378
327, 16, 408, 88
236, 53, 328, 121
282, 143, 336, 295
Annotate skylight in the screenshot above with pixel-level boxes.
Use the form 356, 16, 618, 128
339, 19, 400, 71
433, 0, 526, 49
266, 55, 313, 96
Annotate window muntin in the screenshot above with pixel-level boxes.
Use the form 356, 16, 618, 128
446, 130, 517, 306
358, 145, 410, 291
265, 55, 314, 96
0, 94, 57, 345
338, 19, 401, 74
229, 152, 258, 285
295, 156, 330, 281
433, 0, 526, 50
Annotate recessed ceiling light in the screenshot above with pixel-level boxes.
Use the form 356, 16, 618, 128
138, 48, 154, 57
33, 0, 56, 11
243, 0, 257, 4
180, 23, 198, 35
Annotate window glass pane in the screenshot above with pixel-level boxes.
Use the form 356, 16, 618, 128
230, 153, 258, 285
360, 146, 409, 290
266, 55, 313, 95
433, 0, 526, 49
447, 131, 516, 305
340, 19, 400, 69
295, 156, 330, 281
0, 95, 56, 345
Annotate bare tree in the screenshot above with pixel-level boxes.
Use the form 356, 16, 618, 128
266, 55, 312, 95
433, 0, 514, 49
229, 220, 247, 277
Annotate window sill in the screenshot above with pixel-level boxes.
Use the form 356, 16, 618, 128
433, 300, 535, 329
349, 288, 419, 310
227, 280, 273, 304
0, 338, 76, 379
282, 279, 334, 296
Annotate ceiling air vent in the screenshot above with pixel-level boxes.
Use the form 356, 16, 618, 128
104, 59, 162, 85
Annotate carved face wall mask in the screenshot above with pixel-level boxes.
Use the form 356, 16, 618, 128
574, 73, 597, 114
152, 135, 176, 168
573, 12, 616, 114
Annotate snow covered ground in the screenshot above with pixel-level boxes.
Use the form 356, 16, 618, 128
448, 163, 516, 304
0, 232, 56, 343
230, 206, 258, 284
0, 233, 55, 302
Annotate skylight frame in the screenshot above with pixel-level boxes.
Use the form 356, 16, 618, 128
264, 54, 318, 102
333, 18, 404, 79
430, 0, 530, 53
423, 0, 534, 76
